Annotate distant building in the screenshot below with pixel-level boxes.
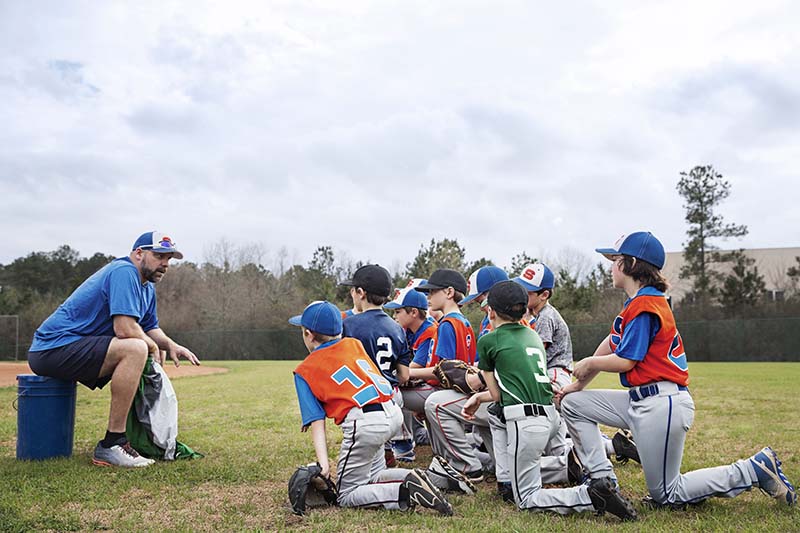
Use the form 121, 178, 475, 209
662, 247, 800, 303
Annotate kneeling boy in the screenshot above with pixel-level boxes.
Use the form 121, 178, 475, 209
461, 282, 637, 520
290, 301, 451, 515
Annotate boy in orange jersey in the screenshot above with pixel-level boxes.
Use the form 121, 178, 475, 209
415, 270, 494, 483
290, 301, 452, 515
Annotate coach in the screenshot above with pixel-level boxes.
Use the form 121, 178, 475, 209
27, 231, 199, 468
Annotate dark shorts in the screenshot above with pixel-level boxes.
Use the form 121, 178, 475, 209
28, 336, 115, 390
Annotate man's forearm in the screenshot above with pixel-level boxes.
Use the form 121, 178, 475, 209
146, 328, 176, 351
114, 317, 159, 354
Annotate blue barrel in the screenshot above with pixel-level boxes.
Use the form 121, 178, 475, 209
16, 375, 77, 460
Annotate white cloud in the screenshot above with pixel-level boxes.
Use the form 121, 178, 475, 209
1, 0, 798, 272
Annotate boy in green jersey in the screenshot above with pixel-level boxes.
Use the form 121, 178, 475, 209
461, 281, 636, 520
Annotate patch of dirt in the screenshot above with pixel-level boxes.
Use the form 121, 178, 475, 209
0, 362, 228, 388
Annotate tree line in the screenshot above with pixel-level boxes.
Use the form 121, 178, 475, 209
1, 165, 798, 357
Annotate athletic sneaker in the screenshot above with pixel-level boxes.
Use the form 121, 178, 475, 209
567, 448, 586, 485
612, 430, 641, 464
750, 447, 797, 506
403, 469, 453, 516
394, 439, 416, 462
587, 477, 638, 521
427, 455, 476, 495
497, 481, 514, 503
92, 441, 155, 468
465, 469, 484, 483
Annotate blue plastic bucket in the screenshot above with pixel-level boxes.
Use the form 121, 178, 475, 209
16, 374, 77, 460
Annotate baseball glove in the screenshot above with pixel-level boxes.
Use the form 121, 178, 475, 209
433, 359, 486, 395
288, 462, 338, 515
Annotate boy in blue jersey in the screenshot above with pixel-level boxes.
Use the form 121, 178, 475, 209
341, 264, 411, 467
27, 232, 199, 468
385, 280, 437, 460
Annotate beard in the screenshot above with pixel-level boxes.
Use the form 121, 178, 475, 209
142, 264, 166, 283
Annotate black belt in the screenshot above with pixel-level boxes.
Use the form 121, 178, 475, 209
363, 403, 384, 413
522, 404, 546, 417
629, 383, 688, 402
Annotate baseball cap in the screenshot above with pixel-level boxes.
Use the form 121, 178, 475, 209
596, 231, 665, 269
461, 266, 509, 306
132, 232, 183, 259
340, 264, 393, 297
513, 263, 554, 292
487, 281, 528, 320
288, 301, 343, 336
384, 284, 429, 310
415, 269, 468, 295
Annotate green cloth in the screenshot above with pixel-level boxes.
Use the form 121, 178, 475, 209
477, 323, 554, 407
126, 357, 203, 460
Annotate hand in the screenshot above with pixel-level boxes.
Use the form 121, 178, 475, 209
154, 349, 167, 366
572, 357, 593, 381
461, 394, 482, 420
167, 343, 200, 367
319, 459, 330, 478
553, 380, 584, 409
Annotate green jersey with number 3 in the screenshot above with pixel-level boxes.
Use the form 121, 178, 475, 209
477, 323, 553, 407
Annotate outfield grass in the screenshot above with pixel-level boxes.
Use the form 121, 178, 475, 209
1, 362, 798, 532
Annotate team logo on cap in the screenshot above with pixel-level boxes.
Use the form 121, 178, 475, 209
521, 264, 543, 284
158, 236, 175, 248
613, 234, 627, 249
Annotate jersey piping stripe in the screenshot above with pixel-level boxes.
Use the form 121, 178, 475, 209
662, 396, 673, 503
494, 370, 525, 405
336, 420, 358, 495
512, 420, 521, 500
434, 396, 474, 468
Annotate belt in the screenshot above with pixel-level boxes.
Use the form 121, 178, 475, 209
629, 382, 688, 402
362, 403, 384, 413
504, 403, 548, 420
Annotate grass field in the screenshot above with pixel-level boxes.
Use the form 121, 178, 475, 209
1, 361, 798, 532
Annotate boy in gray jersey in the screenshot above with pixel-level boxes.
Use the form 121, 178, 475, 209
461, 281, 637, 520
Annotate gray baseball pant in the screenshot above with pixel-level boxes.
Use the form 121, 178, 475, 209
424, 389, 494, 474
545, 367, 571, 456
561, 382, 758, 505
336, 401, 413, 509
503, 403, 594, 513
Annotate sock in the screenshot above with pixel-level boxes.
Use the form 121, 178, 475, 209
101, 431, 127, 449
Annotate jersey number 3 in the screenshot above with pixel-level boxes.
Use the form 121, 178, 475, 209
332, 359, 393, 406
526, 347, 550, 384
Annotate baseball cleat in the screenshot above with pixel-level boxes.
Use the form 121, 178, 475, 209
497, 481, 515, 503
403, 469, 453, 516
92, 441, 154, 468
427, 455, 476, 495
393, 440, 416, 463
750, 447, 797, 506
587, 477, 638, 521
465, 469, 485, 483
612, 430, 640, 464
567, 448, 587, 485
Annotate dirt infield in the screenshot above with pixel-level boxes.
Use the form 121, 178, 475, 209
0, 362, 229, 388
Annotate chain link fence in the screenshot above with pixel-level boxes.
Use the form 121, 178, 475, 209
570, 316, 800, 361
5, 318, 799, 362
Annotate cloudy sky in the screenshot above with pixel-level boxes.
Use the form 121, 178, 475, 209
2, 1, 798, 274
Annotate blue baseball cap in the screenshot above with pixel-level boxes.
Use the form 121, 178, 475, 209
596, 232, 665, 269
288, 301, 343, 336
460, 266, 509, 306
384, 282, 429, 310
132, 231, 183, 259
513, 263, 555, 292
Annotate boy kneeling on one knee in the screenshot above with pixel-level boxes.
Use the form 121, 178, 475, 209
461, 281, 637, 520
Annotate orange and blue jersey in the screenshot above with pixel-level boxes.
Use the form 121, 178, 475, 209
479, 314, 492, 338
294, 337, 394, 427
429, 312, 476, 367
341, 308, 356, 320
409, 317, 437, 366
610, 286, 689, 388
